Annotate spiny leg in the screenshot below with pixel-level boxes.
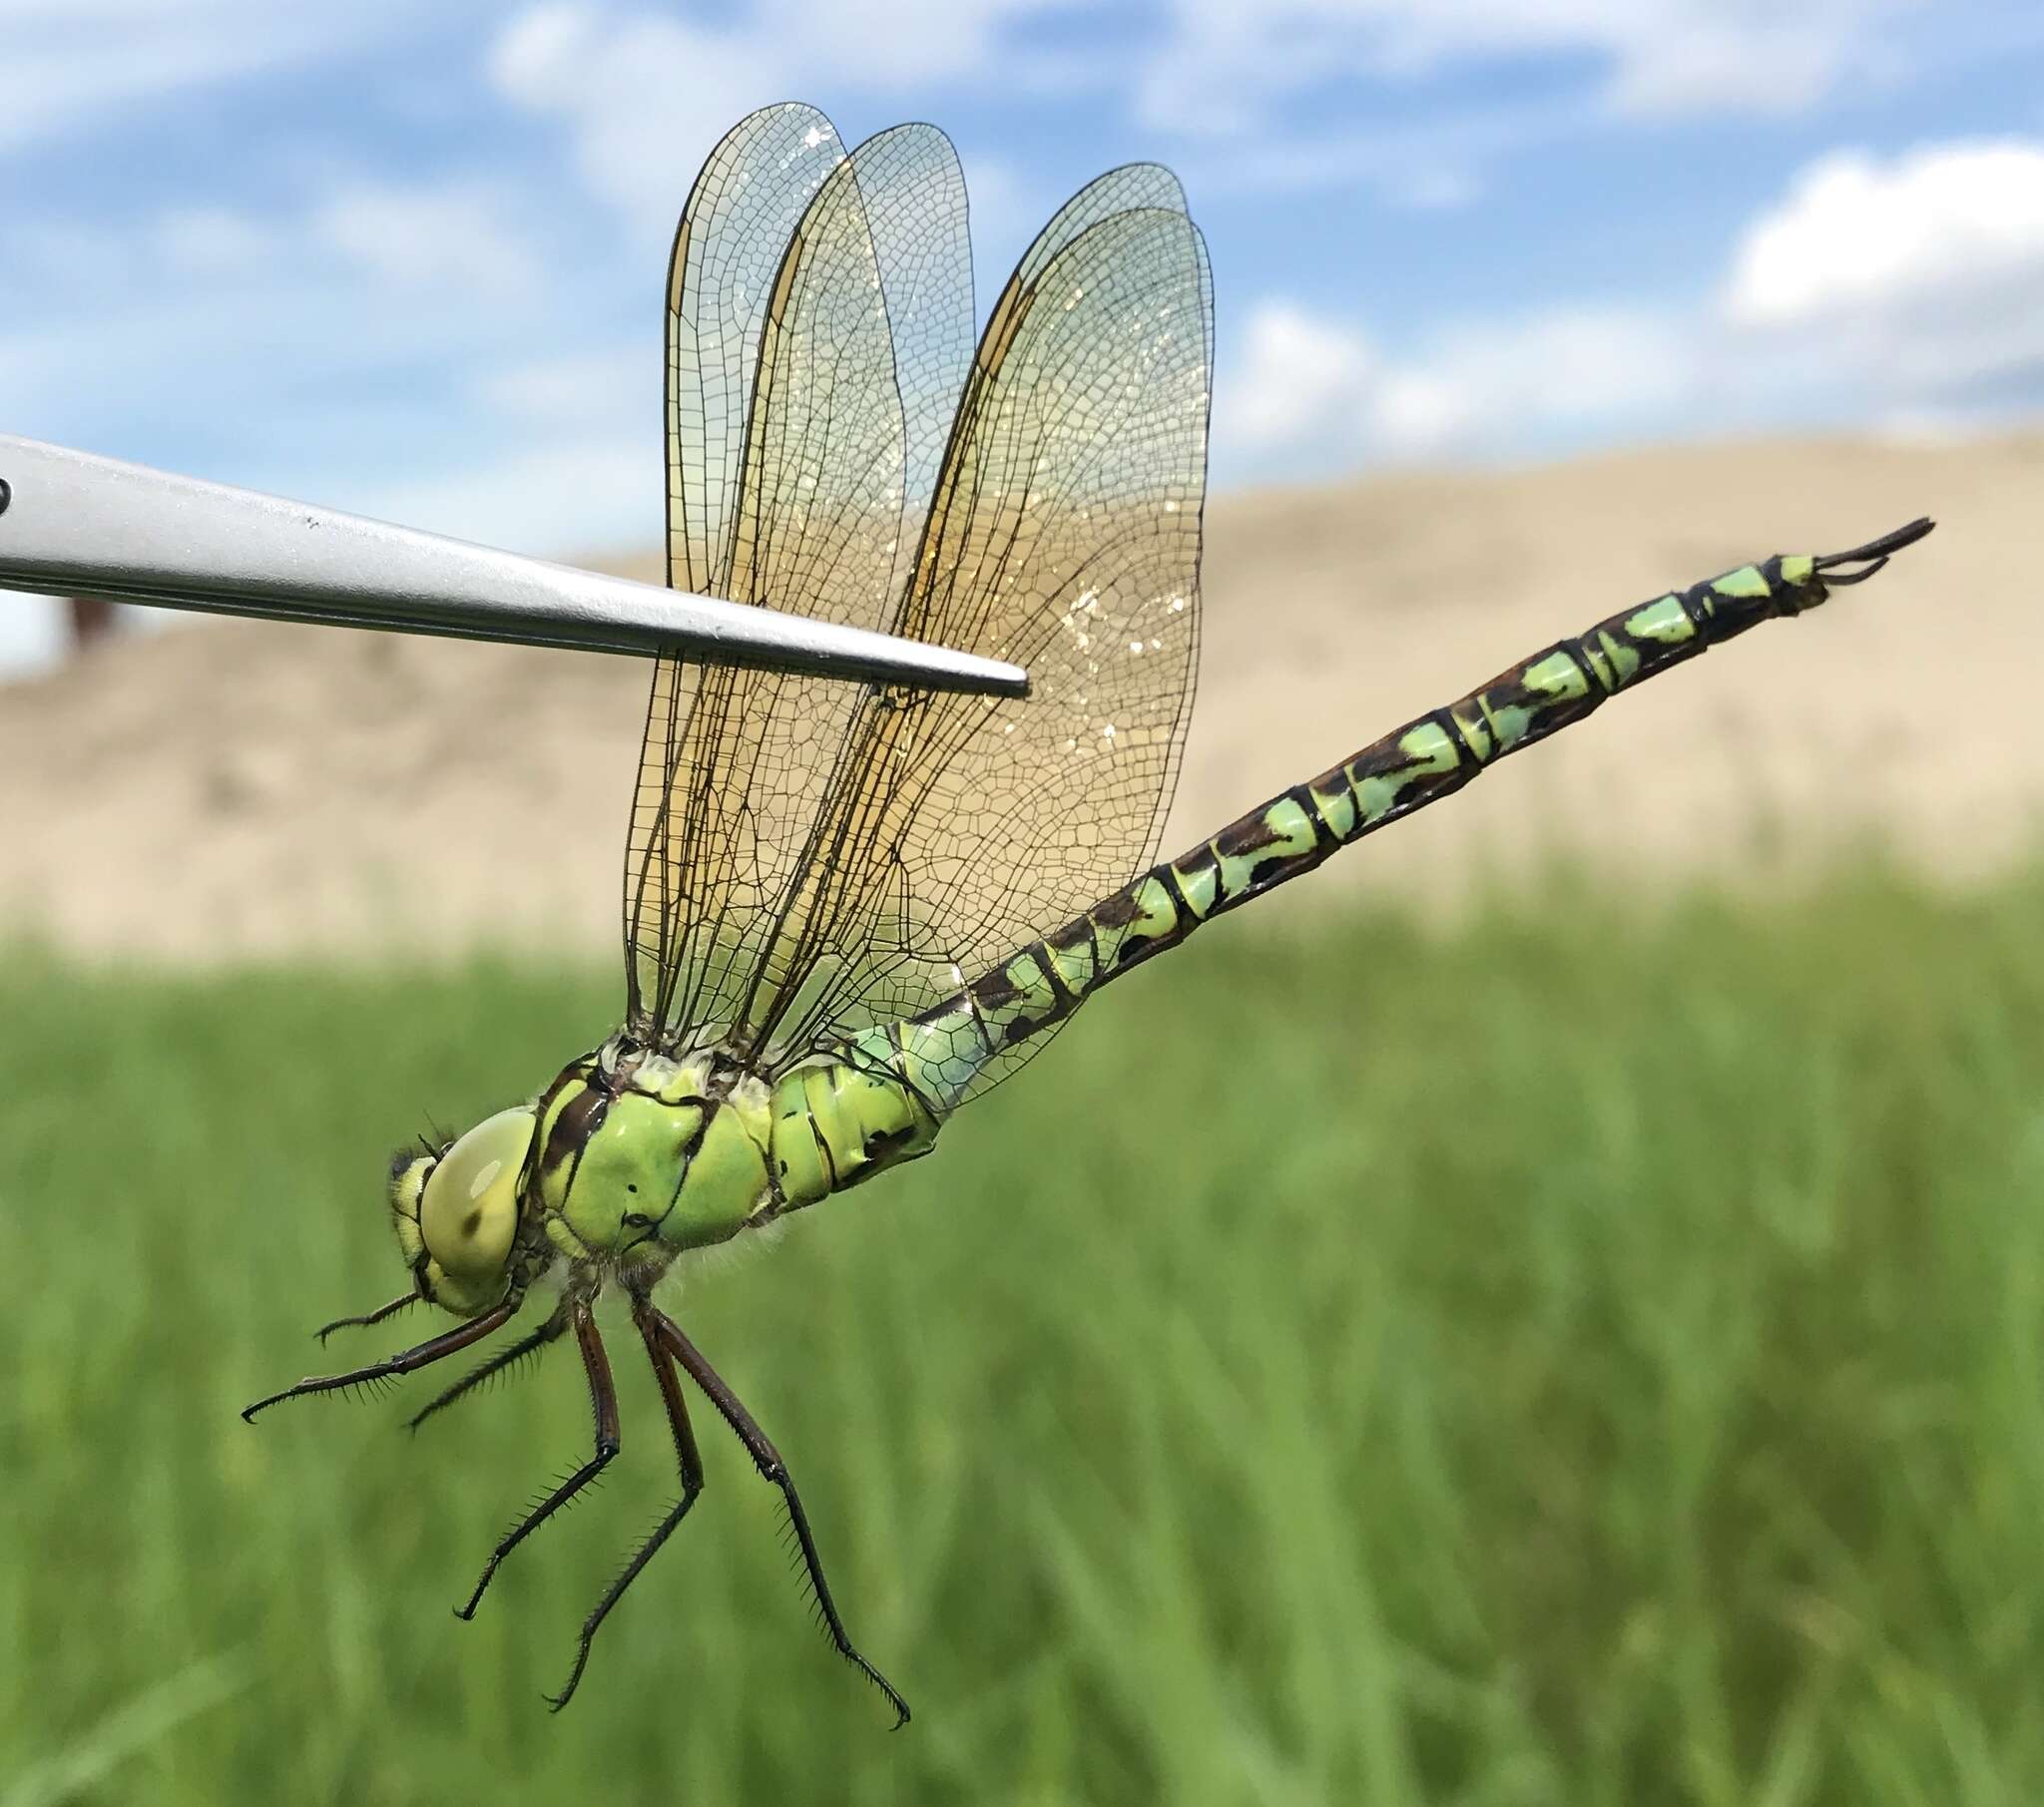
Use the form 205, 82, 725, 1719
649, 1304, 910, 1727
456, 1302, 619, 1621
313, 1292, 418, 1345
408, 1300, 572, 1436
241, 1297, 519, 1422
547, 1292, 706, 1713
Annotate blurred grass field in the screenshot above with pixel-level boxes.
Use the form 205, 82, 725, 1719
7, 867, 2044, 1806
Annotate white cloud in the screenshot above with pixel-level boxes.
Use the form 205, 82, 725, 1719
475, 346, 649, 426
0, 0, 428, 150
1728, 141, 2044, 325
1385, 308, 1703, 451
1391, 164, 1481, 212
1723, 139, 2044, 396
311, 180, 542, 296
357, 434, 661, 559
954, 153, 1073, 292
488, 5, 786, 239
1221, 296, 1702, 467
3, 176, 549, 387
155, 207, 282, 277
1141, 0, 1925, 139
785, 0, 1060, 90
1222, 128, 2044, 478
1179, 96, 1559, 208
487, 1, 1052, 241
0, 171, 610, 558
1225, 302, 1379, 455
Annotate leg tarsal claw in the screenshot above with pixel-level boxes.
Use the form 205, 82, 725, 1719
312, 1292, 419, 1344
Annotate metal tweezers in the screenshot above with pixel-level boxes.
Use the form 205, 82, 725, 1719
0, 434, 1028, 696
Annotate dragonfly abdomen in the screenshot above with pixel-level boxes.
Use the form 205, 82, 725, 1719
766, 1057, 941, 1213
884, 529, 1929, 1113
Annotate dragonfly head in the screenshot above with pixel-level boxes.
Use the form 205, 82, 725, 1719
388, 1106, 538, 1317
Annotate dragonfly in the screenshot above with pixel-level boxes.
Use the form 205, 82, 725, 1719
244, 103, 1934, 1722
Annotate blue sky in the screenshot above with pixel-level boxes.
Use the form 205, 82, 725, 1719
5, 0, 2044, 672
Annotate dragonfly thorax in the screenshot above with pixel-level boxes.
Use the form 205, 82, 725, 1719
389, 1034, 944, 1315
528, 1043, 768, 1281
543, 1035, 944, 1245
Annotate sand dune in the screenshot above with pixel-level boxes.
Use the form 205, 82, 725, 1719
2, 433, 2032, 962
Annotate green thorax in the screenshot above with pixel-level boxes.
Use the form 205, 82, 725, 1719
528, 1035, 940, 1275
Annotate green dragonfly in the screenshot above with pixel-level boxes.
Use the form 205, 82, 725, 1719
245, 103, 1934, 1721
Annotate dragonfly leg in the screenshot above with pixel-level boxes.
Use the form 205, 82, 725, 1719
456, 1302, 618, 1621
313, 1291, 418, 1344
546, 1291, 705, 1712
647, 1303, 911, 1727
240, 1296, 520, 1422
407, 1299, 572, 1435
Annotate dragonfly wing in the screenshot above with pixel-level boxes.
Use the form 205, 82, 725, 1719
628, 119, 974, 1044
901, 198, 1212, 1081
629, 104, 845, 1026
728, 178, 1214, 1086
665, 102, 848, 598
860, 135, 979, 588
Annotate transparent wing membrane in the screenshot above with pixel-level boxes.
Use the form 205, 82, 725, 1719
630, 118, 973, 1042
666, 104, 848, 599
817, 203, 1212, 1090
629, 103, 849, 1023
628, 119, 1212, 1092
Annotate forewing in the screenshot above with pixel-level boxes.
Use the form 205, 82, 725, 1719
627, 122, 973, 1044
666, 104, 848, 598
627, 105, 844, 1023
860, 133, 977, 596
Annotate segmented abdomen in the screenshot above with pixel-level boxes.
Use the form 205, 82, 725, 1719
876, 550, 1832, 1109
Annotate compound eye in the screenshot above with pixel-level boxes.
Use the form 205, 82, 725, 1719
420, 1107, 535, 1280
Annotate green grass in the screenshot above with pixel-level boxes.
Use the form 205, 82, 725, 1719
7, 866, 2044, 1805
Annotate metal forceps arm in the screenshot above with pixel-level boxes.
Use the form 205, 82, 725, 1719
0, 435, 1029, 698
